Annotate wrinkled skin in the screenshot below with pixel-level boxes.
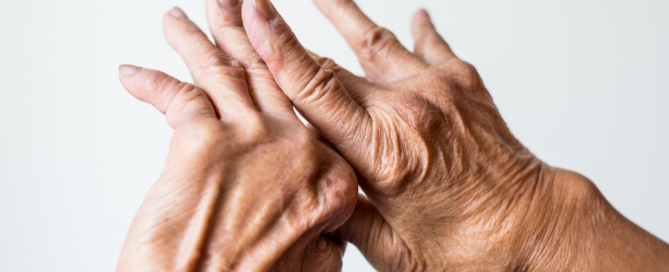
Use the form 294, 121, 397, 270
116, 4, 357, 272
238, 0, 669, 271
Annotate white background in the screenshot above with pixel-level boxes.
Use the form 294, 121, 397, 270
0, 0, 667, 271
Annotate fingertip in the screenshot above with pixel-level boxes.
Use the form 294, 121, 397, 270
219, 0, 240, 9
162, 7, 200, 54
252, 0, 276, 21
169, 7, 188, 19
163, 7, 192, 33
241, 0, 268, 29
118, 65, 143, 96
412, 9, 433, 33
240, 0, 261, 33
119, 64, 142, 77
414, 8, 429, 20
416, 8, 430, 19
206, 0, 243, 29
117, 65, 153, 102
241, 0, 294, 69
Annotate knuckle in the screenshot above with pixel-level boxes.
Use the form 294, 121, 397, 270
323, 166, 358, 214
172, 121, 224, 156
441, 60, 482, 90
163, 83, 206, 115
453, 60, 479, 76
305, 238, 341, 264
171, 84, 201, 107
365, 132, 420, 195
241, 55, 268, 71
371, 163, 415, 195
295, 68, 340, 106
200, 53, 242, 70
183, 25, 205, 41
360, 27, 399, 61
314, 57, 337, 70
278, 26, 301, 54
234, 113, 270, 146
145, 71, 170, 92
197, 55, 246, 84
143, 72, 176, 108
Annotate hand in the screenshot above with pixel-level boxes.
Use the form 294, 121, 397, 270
239, 0, 669, 271
116, 5, 358, 272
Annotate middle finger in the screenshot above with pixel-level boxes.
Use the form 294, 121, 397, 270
163, 7, 257, 118
206, 0, 295, 117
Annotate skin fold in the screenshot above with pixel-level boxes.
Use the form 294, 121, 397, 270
116, 3, 357, 272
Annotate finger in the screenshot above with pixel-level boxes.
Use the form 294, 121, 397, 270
300, 237, 343, 272
205, 0, 294, 117
163, 7, 257, 118
205, 0, 259, 66
306, 51, 377, 106
118, 65, 218, 128
242, 0, 372, 153
329, 196, 406, 272
412, 9, 456, 65
312, 0, 427, 82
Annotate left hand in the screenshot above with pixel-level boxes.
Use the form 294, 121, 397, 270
116, 2, 358, 271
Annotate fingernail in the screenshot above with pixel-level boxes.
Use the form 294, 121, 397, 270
219, 0, 239, 9
170, 7, 188, 19
419, 9, 430, 19
253, 0, 275, 21
119, 64, 142, 76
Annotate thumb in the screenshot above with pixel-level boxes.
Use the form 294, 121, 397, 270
328, 196, 409, 271
299, 237, 344, 272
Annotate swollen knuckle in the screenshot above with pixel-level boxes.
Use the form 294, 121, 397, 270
454, 61, 478, 76
232, 113, 269, 146
201, 53, 240, 70
324, 167, 357, 213
360, 27, 399, 61
443, 60, 481, 90
173, 121, 224, 155
247, 117, 269, 144
197, 56, 246, 84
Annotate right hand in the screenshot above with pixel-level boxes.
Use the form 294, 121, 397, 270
240, 0, 669, 271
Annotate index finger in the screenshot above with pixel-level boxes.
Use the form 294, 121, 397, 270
242, 0, 372, 155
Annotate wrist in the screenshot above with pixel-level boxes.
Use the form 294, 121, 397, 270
508, 168, 603, 271
511, 168, 669, 272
